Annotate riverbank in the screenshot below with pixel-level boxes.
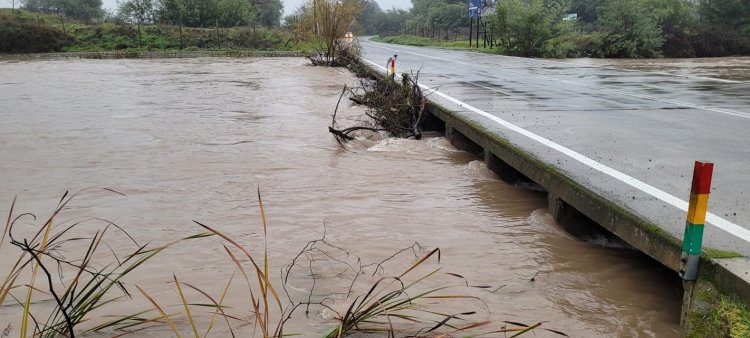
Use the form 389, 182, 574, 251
0, 9, 306, 54
0, 50, 305, 60
371, 35, 496, 52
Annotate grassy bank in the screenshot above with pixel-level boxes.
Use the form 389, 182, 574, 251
371, 35, 497, 53
0, 9, 306, 54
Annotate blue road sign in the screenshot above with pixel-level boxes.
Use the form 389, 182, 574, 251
468, 0, 482, 17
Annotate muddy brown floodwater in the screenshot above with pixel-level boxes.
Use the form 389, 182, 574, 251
562, 56, 750, 82
0, 58, 682, 337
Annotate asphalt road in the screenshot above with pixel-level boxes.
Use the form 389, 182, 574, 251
360, 38, 750, 256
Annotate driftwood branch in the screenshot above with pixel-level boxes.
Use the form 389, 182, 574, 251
328, 67, 427, 145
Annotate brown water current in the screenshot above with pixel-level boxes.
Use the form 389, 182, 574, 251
563, 56, 750, 82
0, 58, 681, 337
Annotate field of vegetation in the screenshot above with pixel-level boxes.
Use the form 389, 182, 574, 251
4, 0, 750, 58
367, 0, 750, 59
0, 9, 301, 53
372, 35, 478, 49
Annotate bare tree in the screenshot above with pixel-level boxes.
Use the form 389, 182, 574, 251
296, 0, 360, 64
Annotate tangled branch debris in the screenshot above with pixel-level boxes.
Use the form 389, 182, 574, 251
329, 70, 427, 145
307, 40, 361, 69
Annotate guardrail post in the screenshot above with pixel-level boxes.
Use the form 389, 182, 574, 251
680, 161, 713, 281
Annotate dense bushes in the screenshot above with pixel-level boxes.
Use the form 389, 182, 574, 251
492, 0, 572, 58
0, 9, 296, 53
597, 0, 664, 58
371, 0, 750, 58
0, 23, 71, 53
68, 24, 292, 51
690, 25, 750, 57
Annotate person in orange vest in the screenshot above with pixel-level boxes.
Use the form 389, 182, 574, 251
386, 54, 397, 79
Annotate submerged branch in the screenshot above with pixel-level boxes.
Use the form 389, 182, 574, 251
328, 67, 427, 145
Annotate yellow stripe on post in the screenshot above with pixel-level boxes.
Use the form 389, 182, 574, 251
687, 193, 710, 225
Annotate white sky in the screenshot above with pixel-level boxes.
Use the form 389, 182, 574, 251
0, 0, 411, 14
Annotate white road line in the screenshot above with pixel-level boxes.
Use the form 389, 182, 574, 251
365, 42, 750, 119
363, 58, 750, 244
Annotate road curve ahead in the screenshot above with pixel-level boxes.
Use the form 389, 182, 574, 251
360, 38, 750, 257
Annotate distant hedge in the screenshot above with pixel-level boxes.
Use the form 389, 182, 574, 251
0, 23, 71, 53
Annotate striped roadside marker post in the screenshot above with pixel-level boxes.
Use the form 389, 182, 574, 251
680, 161, 714, 281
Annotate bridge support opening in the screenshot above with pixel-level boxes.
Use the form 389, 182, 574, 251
485, 152, 539, 188
422, 112, 446, 133
446, 123, 483, 155
548, 193, 629, 245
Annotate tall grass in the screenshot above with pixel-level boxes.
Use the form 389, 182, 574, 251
0, 191, 211, 337
2, 191, 566, 337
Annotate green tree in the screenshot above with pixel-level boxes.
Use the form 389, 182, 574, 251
158, 0, 185, 25
597, 0, 664, 57
570, 0, 599, 24
180, 0, 217, 26
118, 0, 155, 43
218, 0, 254, 26
491, 0, 573, 57
22, 0, 104, 21
372, 7, 408, 35
699, 0, 750, 35
355, 0, 381, 34
690, 0, 750, 56
255, 0, 282, 26
427, 2, 467, 33
648, 0, 696, 56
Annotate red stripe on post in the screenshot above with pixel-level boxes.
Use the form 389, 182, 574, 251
691, 161, 714, 195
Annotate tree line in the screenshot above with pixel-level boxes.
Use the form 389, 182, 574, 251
19, 0, 283, 28
368, 0, 750, 58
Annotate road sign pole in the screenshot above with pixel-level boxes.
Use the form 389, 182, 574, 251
680, 161, 714, 281
469, 17, 473, 48
476, 16, 481, 48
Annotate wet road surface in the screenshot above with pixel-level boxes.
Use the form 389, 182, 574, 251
361, 38, 750, 258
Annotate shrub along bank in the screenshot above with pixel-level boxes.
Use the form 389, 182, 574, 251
0, 9, 298, 53
368, 0, 750, 59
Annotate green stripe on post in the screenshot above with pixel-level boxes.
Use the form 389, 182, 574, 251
681, 161, 713, 281
682, 223, 705, 255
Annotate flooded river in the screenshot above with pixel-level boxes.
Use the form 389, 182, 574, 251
0, 58, 681, 337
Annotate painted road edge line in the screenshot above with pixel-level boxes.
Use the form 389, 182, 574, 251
362, 57, 750, 245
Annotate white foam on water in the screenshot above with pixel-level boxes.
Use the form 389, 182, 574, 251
464, 160, 499, 180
